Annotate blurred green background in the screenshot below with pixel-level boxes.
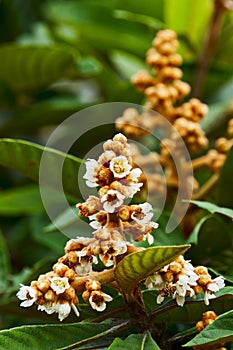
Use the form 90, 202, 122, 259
0, 0, 233, 330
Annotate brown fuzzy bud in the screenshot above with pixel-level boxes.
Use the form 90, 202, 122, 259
131, 70, 154, 92
216, 137, 233, 154
163, 271, 174, 283
63, 287, 76, 301
82, 290, 90, 303
159, 66, 182, 80
198, 274, 211, 286
172, 80, 191, 99
97, 166, 114, 186
85, 280, 101, 291
193, 285, 204, 295
37, 275, 50, 293
194, 266, 209, 275
203, 318, 215, 327
118, 206, 131, 221
196, 320, 205, 332
71, 278, 86, 293
53, 263, 69, 276
169, 262, 182, 274
227, 118, 233, 137
44, 289, 56, 302
203, 311, 217, 320
64, 269, 76, 280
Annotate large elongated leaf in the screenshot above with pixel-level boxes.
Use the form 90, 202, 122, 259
109, 333, 161, 350
0, 320, 129, 350
186, 200, 233, 219
0, 185, 43, 216
0, 45, 77, 93
115, 245, 190, 292
0, 139, 83, 199
44, 1, 151, 56
183, 310, 233, 348
164, 0, 212, 51
153, 287, 233, 325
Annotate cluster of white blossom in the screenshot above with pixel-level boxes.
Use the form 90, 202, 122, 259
145, 256, 225, 306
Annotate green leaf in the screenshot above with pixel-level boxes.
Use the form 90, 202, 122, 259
153, 287, 233, 325
187, 215, 213, 244
217, 147, 233, 207
0, 138, 83, 199
185, 200, 233, 219
115, 245, 190, 292
0, 230, 11, 293
44, 206, 78, 233
113, 10, 164, 30
110, 50, 147, 80
183, 310, 233, 347
0, 185, 43, 216
44, 1, 151, 56
0, 320, 129, 350
0, 98, 94, 136
109, 333, 161, 349
168, 326, 197, 343
0, 45, 77, 93
164, 0, 212, 51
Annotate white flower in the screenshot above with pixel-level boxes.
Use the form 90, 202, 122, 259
128, 168, 142, 181
109, 156, 132, 178
50, 277, 70, 295
89, 211, 108, 230
209, 276, 225, 291
174, 294, 185, 306
75, 251, 93, 276
16, 284, 36, 307
132, 202, 159, 227
55, 301, 72, 321
145, 273, 166, 290
157, 294, 165, 304
204, 291, 216, 306
143, 232, 154, 245
83, 159, 99, 187
101, 189, 125, 213
89, 214, 102, 229
89, 291, 113, 312
38, 302, 56, 315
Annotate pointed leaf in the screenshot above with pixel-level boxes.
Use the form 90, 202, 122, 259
109, 333, 161, 349
0, 138, 83, 199
0, 320, 129, 350
152, 287, 233, 324
185, 200, 233, 219
0, 185, 43, 216
0, 45, 77, 93
183, 310, 233, 347
115, 245, 190, 292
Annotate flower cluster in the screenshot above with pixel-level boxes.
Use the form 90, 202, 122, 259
145, 255, 225, 307
78, 133, 158, 261
195, 311, 227, 350
116, 29, 209, 154
16, 235, 114, 321
17, 134, 158, 321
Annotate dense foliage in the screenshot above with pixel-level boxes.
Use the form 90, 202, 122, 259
0, 1, 233, 349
